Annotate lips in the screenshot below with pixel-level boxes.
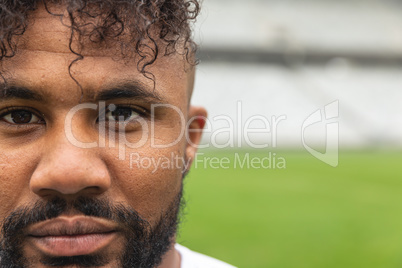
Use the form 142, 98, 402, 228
26, 216, 119, 257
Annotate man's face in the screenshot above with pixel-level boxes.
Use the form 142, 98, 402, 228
0, 5, 205, 268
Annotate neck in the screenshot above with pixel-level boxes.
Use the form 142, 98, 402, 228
157, 243, 181, 268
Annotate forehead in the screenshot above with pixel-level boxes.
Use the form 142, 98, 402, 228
1, 4, 191, 105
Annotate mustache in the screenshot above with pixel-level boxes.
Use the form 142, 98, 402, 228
1, 196, 148, 241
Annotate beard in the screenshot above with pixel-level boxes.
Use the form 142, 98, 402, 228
0, 187, 184, 268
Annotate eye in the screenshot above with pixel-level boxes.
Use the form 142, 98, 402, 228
104, 106, 141, 122
1, 109, 44, 124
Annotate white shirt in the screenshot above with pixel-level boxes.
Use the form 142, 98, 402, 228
175, 244, 237, 268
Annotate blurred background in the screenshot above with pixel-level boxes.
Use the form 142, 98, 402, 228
177, 0, 402, 267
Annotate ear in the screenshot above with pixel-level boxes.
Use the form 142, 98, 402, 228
185, 106, 208, 167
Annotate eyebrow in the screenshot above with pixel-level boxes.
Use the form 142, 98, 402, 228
95, 81, 163, 103
0, 85, 43, 101
0, 81, 163, 103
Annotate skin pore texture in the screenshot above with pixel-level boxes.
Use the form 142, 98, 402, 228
0, 3, 206, 268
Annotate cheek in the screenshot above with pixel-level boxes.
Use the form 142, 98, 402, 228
100, 106, 188, 222
104, 143, 185, 222
0, 144, 39, 219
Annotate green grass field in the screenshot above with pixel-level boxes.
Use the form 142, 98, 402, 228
177, 150, 402, 268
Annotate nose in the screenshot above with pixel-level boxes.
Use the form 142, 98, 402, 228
30, 131, 111, 197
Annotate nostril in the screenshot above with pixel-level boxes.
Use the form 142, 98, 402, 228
33, 186, 108, 199
29, 149, 111, 198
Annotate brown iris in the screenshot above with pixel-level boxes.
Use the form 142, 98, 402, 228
109, 107, 137, 121
10, 110, 33, 124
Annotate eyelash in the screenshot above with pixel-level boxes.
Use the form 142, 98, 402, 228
98, 105, 150, 123
0, 106, 44, 124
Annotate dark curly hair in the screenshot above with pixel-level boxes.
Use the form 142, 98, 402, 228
0, 0, 200, 83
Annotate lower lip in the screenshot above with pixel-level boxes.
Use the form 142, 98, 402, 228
29, 232, 117, 256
